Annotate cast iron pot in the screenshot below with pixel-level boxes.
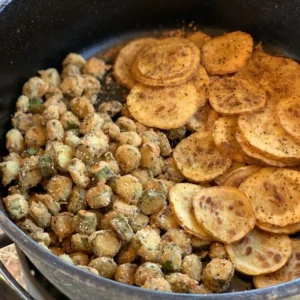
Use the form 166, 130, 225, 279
1, 0, 300, 299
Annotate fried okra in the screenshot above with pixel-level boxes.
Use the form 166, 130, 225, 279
133, 226, 161, 262
114, 263, 138, 285
73, 210, 97, 235
161, 242, 182, 272
6, 129, 25, 153
135, 262, 164, 286
115, 145, 141, 174
3, 194, 28, 220
89, 230, 121, 257
29, 201, 52, 228
86, 182, 112, 208
71, 233, 93, 253
45, 175, 72, 202
110, 213, 134, 242
99, 101, 122, 117
201, 258, 234, 293
51, 212, 74, 241
129, 212, 149, 233
182, 254, 202, 281
69, 252, 89, 266
165, 273, 197, 293
142, 277, 172, 292
89, 257, 117, 279
115, 175, 142, 205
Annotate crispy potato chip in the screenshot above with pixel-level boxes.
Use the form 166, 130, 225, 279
169, 183, 213, 240
238, 103, 300, 164
235, 130, 295, 167
206, 109, 220, 132
219, 166, 261, 188
186, 103, 218, 133
209, 77, 266, 115
236, 44, 300, 102
254, 239, 300, 288
256, 220, 300, 235
239, 168, 300, 227
127, 82, 200, 130
114, 38, 156, 89
186, 103, 211, 132
132, 37, 200, 86
186, 31, 211, 49
202, 31, 253, 75
277, 96, 300, 143
193, 66, 209, 107
214, 161, 246, 185
225, 228, 292, 275
173, 132, 232, 182
193, 186, 255, 244
212, 117, 246, 162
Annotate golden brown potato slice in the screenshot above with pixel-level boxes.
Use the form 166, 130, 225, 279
209, 78, 266, 115
219, 166, 261, 188
169, 183, 213, 240
256, 220, 300, 235
202, 31, 253, 75
212, 117, 246, 162
239, 168, 300, 227
214, 161, 246, 185
253, 239, 300, 288
186, 103, 218, 133
173, 132, 232, 182
186, 31, 211, 49
127, 82, 200, 130
186, 103, 211, 132
114, 38, 156, 89
277, 96, 300, 143
132, 37, 200, 86
206, 110, 220, 132
236, 44, 300, 103
192, 66, 209, 107
193, 186, 255, 244
225, 228, 292, 275
235, 130, 296, 167
238, 103, 300, 164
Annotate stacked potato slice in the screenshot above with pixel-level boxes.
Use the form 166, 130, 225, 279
114, 30, 300, 287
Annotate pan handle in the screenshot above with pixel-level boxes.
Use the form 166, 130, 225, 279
0, 232, 35, 300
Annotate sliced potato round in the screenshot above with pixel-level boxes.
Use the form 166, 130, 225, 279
235, 130, 297, 167
209, 77, 266, 115
239, 168, 300, 227
193, 186, 255, 244
202, 31, 253, 75
236, 44, 300, 103
256, 220, 300, 235
220, 166, 261, 188
127, 82, 200, 130
226, 228, 292, 276
238, 104, 300, 164
186, 103, 217, 133
214, 161, 246, 185
186, 31, 211, 49
114, 38, 156, 89
254, 239, 300, 288
212, 116, 246, 162
132, 37, 200, 86
173, 132, 232, 182
277, 96, 300, 143
192, 66, 209, 108
169, 183, 213, 240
